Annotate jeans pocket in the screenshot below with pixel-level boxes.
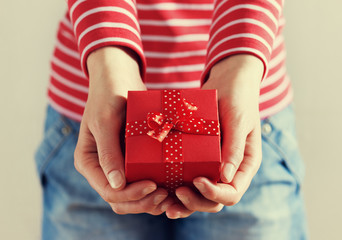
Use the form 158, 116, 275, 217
34, 106, 74, 185
260, 105, 305, 190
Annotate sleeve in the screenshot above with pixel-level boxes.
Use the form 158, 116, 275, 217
68, 0, 146, 79
202, 0, 284, 81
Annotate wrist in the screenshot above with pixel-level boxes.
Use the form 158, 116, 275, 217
207, 54, 264, 89
87, 46, 145, 98
203, 55, 264, 111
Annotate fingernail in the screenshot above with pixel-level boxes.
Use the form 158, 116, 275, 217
193, 181, 206, 193
154, 195, 166, 205
172, 211, 181, 219
107, 170, 124, 189
143, 186, 156, 195
223, 163, 236, 183
177, 194, 189, 204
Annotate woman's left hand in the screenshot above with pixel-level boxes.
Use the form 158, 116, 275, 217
165, 55, 264, 219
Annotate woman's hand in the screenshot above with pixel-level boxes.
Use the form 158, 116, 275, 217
165, 54, 264, 218
74, 46, 169, 215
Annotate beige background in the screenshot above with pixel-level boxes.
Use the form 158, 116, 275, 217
0, 1, 341, 239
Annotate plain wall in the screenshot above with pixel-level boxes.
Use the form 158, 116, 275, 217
0, 1, 341, 239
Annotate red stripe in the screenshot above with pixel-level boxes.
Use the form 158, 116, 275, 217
145, 71, 202, 84
48, 89, 85, 115
259, 81, 291, 111
141, 24, 210, 36
146, 55, 205, 68
260, 74, 286, 95
50, 77, 88, 101
51, 62, 88, 86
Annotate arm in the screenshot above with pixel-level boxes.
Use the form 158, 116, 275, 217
67, 0, 146, 78
69, 0, 170, 215
166, 0, 283, 218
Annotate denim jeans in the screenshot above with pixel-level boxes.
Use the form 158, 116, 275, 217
35, 104, 307, 240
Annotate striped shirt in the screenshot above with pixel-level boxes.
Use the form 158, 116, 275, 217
48, 0, 292, 121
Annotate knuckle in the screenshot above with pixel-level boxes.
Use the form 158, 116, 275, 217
102, 192, 111, 203
102, 186, 117, 203
73, 150, 83, 173
228, 146, 244, 163
205, 187, 219, 202
98, 151, 116, 171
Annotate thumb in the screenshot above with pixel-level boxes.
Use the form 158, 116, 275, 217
93, 118, 126, 190
220, 117, 248, 183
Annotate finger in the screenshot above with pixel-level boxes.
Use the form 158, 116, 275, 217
165, 203, 194, 219
193, 177, 240, 206
75, 122, 158, 203
149, 196, 175, 216
91, 114, 126, 190
175, 187, 224, 213
110, 188, 168, 215
194, 127, 261, 206
220, 113, 248, 183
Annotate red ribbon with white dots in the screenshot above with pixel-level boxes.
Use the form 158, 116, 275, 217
126, 90, 220, 192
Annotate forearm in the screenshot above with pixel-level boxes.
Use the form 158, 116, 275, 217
202, 0, 283, 82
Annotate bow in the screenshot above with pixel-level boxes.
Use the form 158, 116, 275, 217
147, 98, 203, 142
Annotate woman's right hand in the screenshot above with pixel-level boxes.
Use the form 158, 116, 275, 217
74, 46, 171, 215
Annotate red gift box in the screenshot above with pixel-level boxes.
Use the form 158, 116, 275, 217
125, 89, 221, 192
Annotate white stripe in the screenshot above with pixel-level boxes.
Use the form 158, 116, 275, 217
211, 4, 278, 31
139, 19, 211, 27
213, 0, 229, 17
78, 22, 141, 45
266, 0, 282, 15
208, 33, 272, 57
61, 16, 73, 30
137, 3, 213, 11
123, 0, 137, 14
273, 34, 284, 49
81, 37, 143, 67
208, 18, 275, 48
145, 50, 206, 58
56, 39, 80, 59
49, 83, 86, 107
269, 49, 286, 69
279, 17, 286, 27
69, 0, 86, 20
73, 7, 140, 33
142, 34, 209, 42
60, 30, 76, 42
259, 75, 289, 102
147, 64, 204, 74
259, 83, 293, 119
51, 70, 89, 93
69, 0, 137, 20
204, 47, 268, 78
48, 97, 83, 122
51, 56, 86, 79
261, 65, 286, 87
145, 80, 201, 89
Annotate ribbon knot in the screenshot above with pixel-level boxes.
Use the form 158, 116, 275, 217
147, 98, 198, 142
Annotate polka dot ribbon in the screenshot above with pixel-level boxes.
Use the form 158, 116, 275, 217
126, 90, 220, 192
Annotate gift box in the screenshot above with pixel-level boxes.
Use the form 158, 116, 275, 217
125, 89, 221, 192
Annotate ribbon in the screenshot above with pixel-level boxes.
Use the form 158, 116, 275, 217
125, 90, 220, 192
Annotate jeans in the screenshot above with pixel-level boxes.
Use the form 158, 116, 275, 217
35, 104, 308, 240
